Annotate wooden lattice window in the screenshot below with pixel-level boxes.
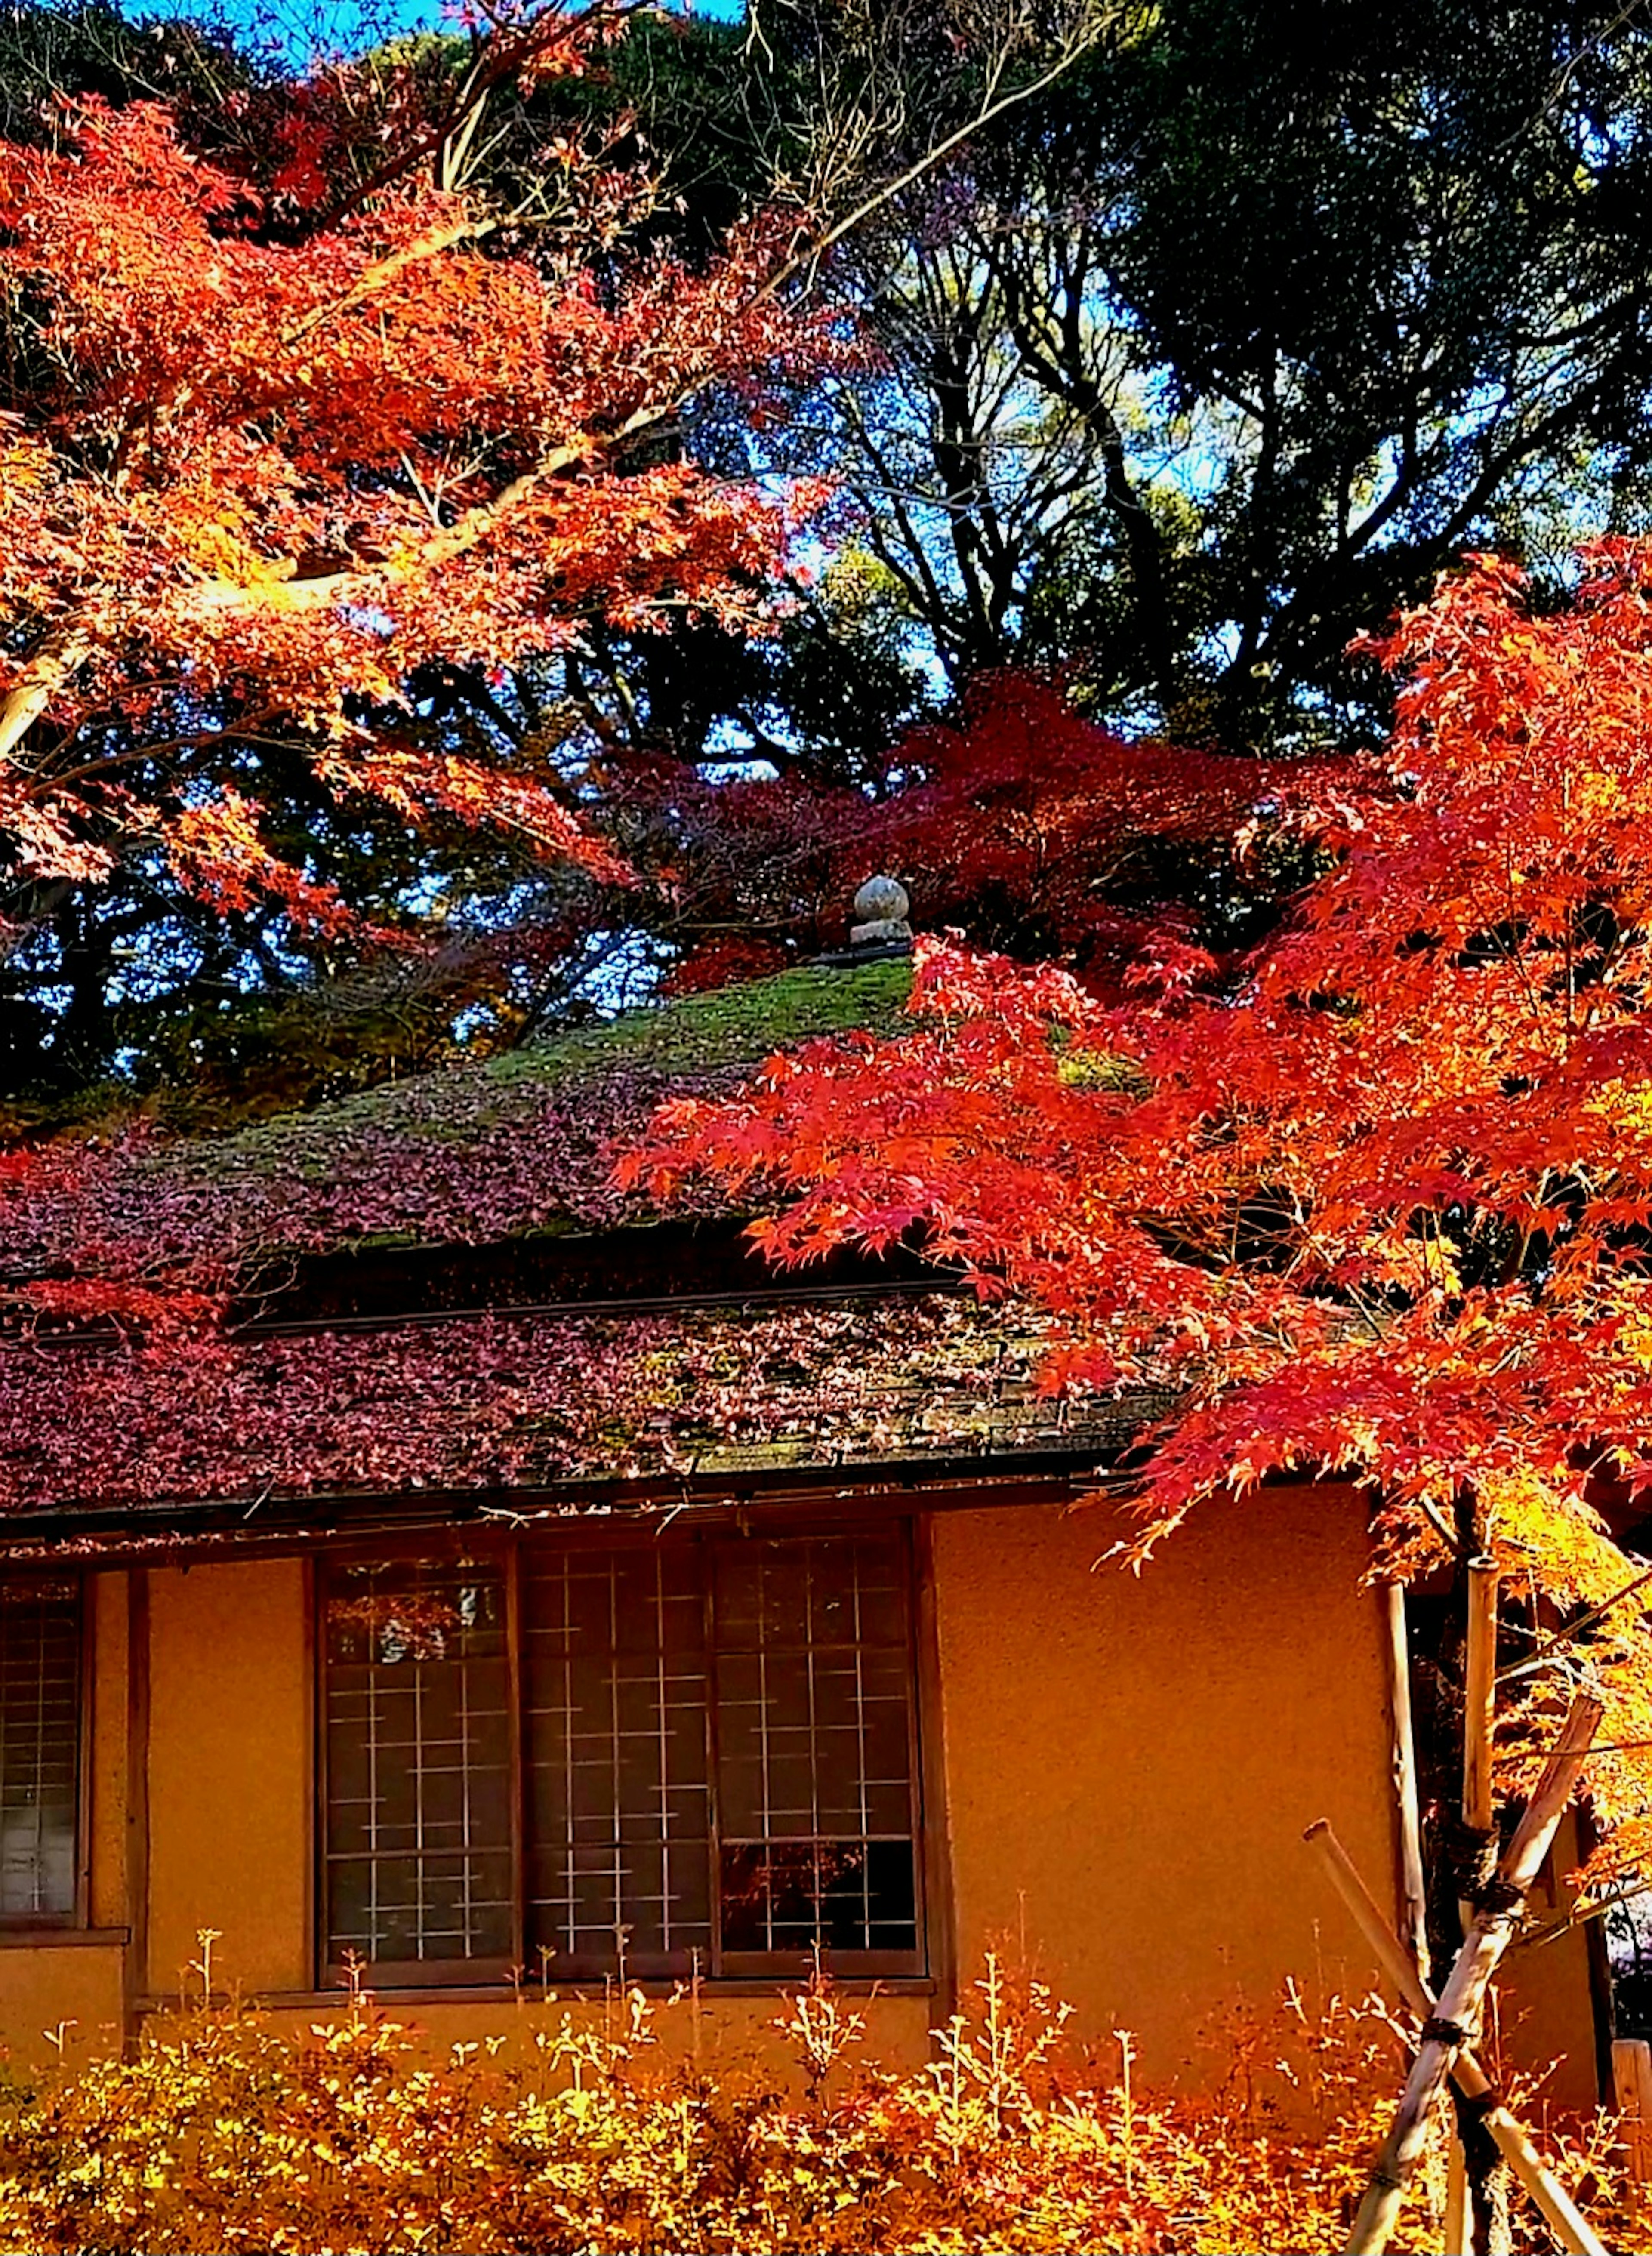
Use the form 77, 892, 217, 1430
321, 1527, 925, 1983
323, 1557, 514, 1979
522, 1545, 713, 1976
0, 1578, 81, 1924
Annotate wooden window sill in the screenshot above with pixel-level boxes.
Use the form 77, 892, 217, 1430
0, 1926, 129, 1949
138, 1976, 937, 2011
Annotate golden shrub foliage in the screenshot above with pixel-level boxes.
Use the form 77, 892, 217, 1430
0, 1946, 1642, 2254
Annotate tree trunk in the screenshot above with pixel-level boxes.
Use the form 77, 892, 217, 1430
1453, 1501, 1514, 2253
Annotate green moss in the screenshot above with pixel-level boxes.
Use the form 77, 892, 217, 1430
484, 958, 914, 1089
1056, 1047, 1150, 1096
187, 958, 915, 1183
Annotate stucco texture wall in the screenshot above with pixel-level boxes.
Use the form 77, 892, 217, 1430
0, 1945, 125, 2072
928, 1486, 1601, 2103
148, 1557, 313, 1998
1497, 1808, 1603, 2110
931, 1486, 1401, 2084
0, 1496, 1605, 2104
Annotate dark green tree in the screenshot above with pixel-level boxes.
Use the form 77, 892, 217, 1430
744, 0, 1652, 750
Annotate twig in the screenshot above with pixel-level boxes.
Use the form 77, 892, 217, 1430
752, 9, 1128, 304
1498, 1559, 1652, 1683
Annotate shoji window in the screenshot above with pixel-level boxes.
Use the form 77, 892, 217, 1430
0, 1578, 81, 1924
321, 1528, 924, 1982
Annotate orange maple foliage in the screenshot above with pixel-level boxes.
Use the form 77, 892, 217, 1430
634, 544, 1652, 1884
0, 19, 830, 929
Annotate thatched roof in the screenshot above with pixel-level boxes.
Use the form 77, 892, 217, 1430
0, 958, 1165, 1542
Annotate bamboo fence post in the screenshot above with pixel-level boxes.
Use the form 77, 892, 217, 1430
1383, 1582, 1431, 1985
1341, 1694, 1605, 2256
1445, 2132, 1473, 2254
1461, 1557, 1500, 1928
1462, 1559, 1499, 1834
1304, 1821, 1607, 2256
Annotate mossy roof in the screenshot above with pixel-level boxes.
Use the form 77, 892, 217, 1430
0, 958, 1173, 1533
161, 958, 916, 1258
1, 1290, 1169, 1531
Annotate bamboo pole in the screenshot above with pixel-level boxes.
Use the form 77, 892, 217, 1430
1341, 1694, 1605, 2256
1495, 2119, 1604, 2250
1383, 1582, 1431, 1984
1462, 1559, 1500, 1834
1460, 1557, 1500, 1938
1445, 2133, 1473, 2254
1304, 1821, 1607, 2256
1456, 1555, 1501, 2232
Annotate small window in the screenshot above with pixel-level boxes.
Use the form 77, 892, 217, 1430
709, 1537, 920, 1972
0, 1578, 81, 1924
323, 1558, 513, 1975
321, 1529, 925, 1983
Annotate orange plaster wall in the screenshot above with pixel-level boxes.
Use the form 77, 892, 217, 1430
0, 1504, 1606, 2107
1497, 1810, 1603, 2109
929, 1486, 1602, 2101
147, 1558, 312, 1996
0, 1946, 126, 2073
250, 1992, 937, 2084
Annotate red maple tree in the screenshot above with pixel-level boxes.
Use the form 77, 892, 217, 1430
0, 8, 831, 936
0, 0, 838, 1330
636, 542, 1652, 1889
634, 669, 1353, 994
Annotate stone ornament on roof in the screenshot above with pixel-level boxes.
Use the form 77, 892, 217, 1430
817, 875, 914, 966
851, 875, 912, 946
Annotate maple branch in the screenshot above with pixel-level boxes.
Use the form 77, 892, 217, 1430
0, 388, 660, 775
1519, 1874, 1652, 1948
40, 725, 283, 797
1416, 1491, 1467, 1557
280, 219, 499, 350
296, 0, 655, 240
193, 404, 666, 619
1475, 885, 1554, 1056
0, 631, 92, 767
1498, 1557, 1652, 1681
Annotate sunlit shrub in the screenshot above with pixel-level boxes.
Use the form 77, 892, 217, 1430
0, 1940, 1642, 2254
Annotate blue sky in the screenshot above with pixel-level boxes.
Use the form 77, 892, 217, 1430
133, 0, 741, 59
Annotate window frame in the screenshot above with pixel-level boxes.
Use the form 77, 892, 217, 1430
0, 1572, 89, 1935
316, 1548, 520, 1989
314, 1519, 932, 1991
